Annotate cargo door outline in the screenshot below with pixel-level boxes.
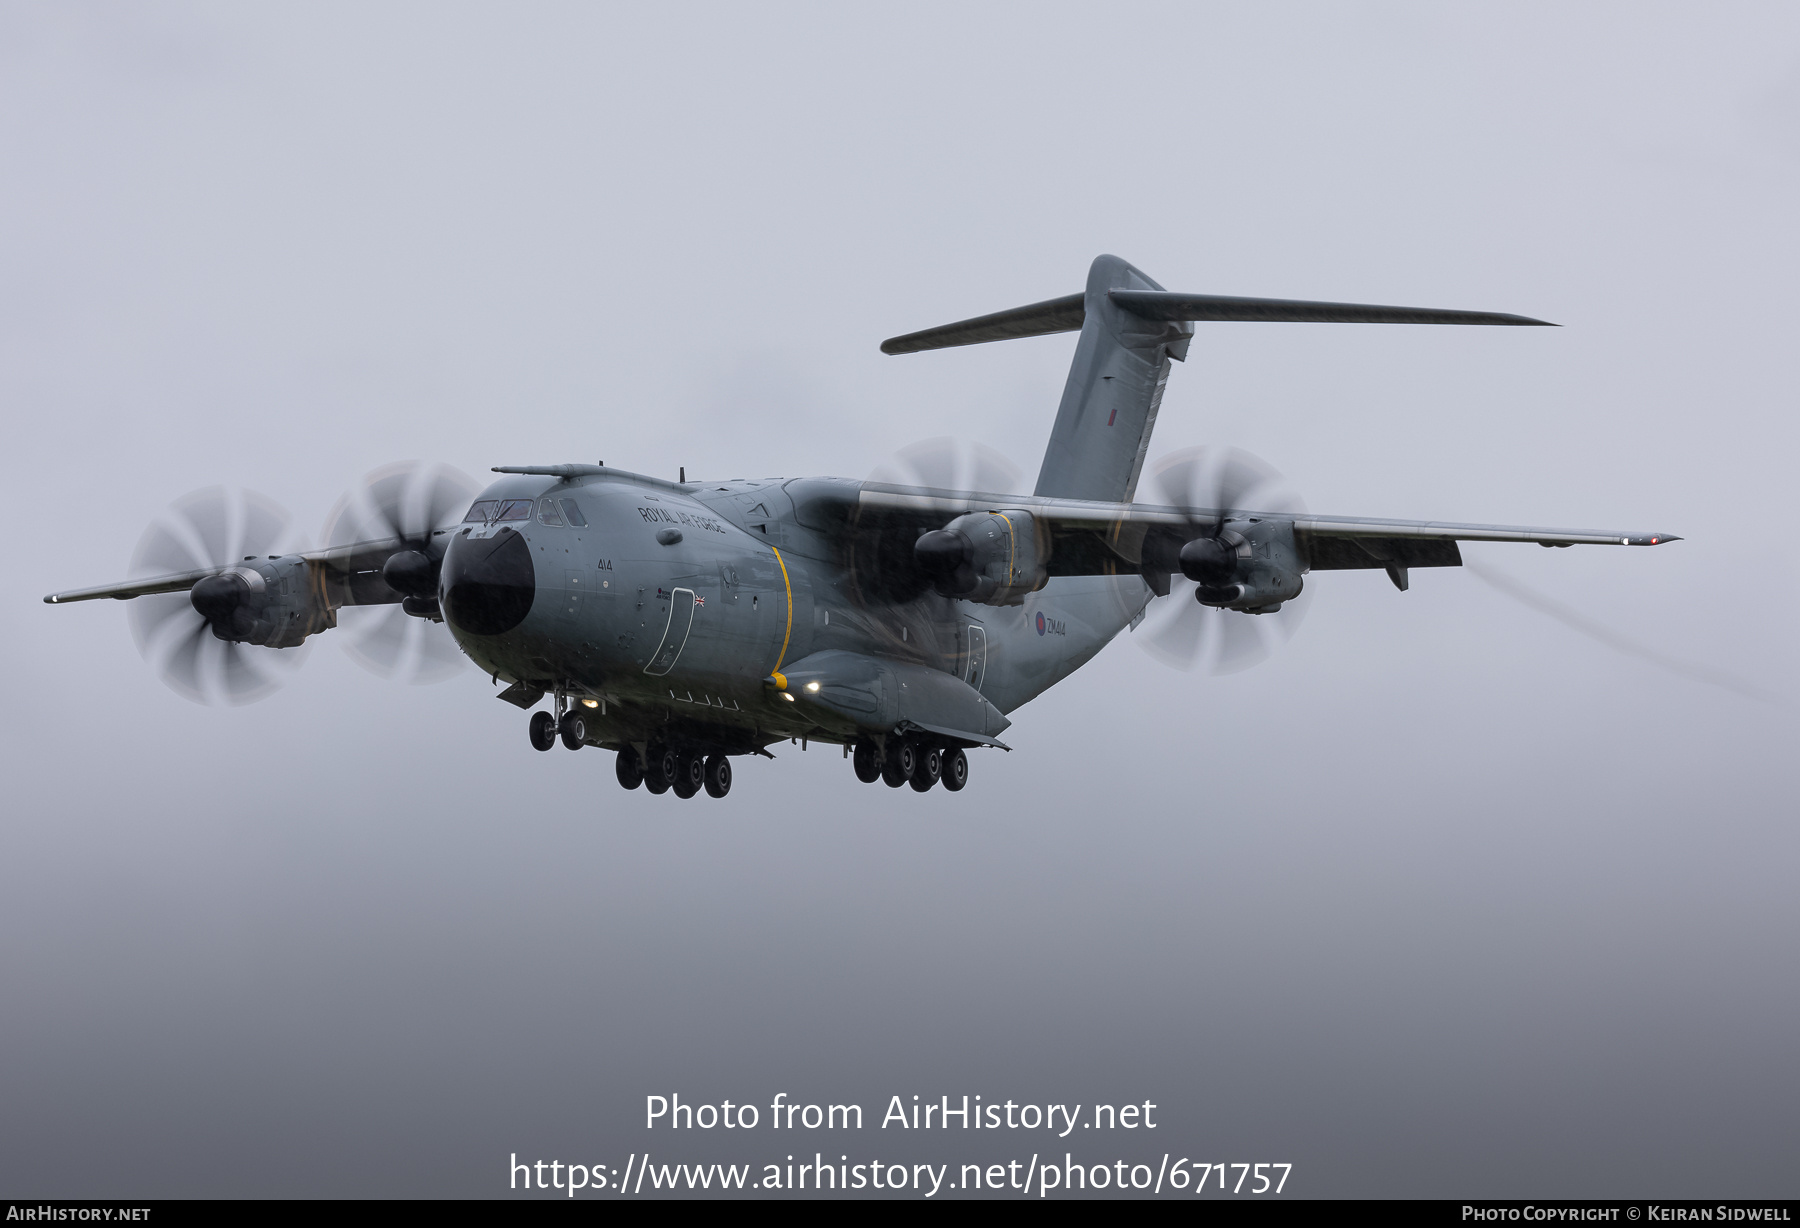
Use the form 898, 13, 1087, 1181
965, 623, 987, 693
644, 588, 696, 676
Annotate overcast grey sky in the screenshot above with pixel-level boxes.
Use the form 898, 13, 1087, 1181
3, 2, 1797, 1198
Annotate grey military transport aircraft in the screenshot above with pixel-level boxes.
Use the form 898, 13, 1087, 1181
46, 255, 1676, 800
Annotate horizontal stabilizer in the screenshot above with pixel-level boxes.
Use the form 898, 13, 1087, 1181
881, 293, 1084, 355
882, 286, 1552, 354
1108, 290, 1554, 327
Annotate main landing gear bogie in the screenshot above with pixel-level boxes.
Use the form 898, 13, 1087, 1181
613, 744, 733, 800
858, 738, 969, 794
852, 742, 882, 784
940, 747, 968, 792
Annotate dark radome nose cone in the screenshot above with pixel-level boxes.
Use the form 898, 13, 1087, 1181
441, 528, 535, 636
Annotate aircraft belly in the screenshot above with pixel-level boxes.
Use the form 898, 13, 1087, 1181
976, 575, 1151, 714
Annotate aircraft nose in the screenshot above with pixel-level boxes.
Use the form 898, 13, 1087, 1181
441, 527, 535, 636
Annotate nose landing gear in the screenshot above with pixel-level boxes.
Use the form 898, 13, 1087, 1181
528, 689, 595, 752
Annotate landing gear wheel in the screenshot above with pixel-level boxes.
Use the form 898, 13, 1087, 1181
940, 747, 968, 792
559, 710, 587, 750
909, 745, 942, 792
615, 749, 644, 791
529, 710, 557, 752
882, 741, 915, 788
672, 752, 704, 799
852, 742, 882, 784
703, 754, 732, 798
644, 743, 675, 795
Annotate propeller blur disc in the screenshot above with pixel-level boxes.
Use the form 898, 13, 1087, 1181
338, 604, 469, 685
321, 460, 479, 552
1135, 446, 1312, 675
324, 461, 479, 685
868, 437, 1023, 497
127, 487, 305, 705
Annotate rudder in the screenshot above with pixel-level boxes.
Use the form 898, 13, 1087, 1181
1033, 255, 1192, 502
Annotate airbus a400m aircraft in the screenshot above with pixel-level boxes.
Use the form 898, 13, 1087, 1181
46, 256, 1675, 800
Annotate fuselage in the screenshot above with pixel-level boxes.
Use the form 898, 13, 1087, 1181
438, 469, 1150, 756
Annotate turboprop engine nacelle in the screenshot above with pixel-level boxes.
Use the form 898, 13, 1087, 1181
914, 510, 1049, 607
1178, 519, 1304, 614
189, 555, 331, 648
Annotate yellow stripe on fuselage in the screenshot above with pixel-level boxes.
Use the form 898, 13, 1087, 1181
772, 546, 793, 672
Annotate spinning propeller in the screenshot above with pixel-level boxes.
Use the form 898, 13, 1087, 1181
321, 461, 479, 685
128, 487, 305, 704
1136, 446, 1312, 674
867, 437, 1022, 498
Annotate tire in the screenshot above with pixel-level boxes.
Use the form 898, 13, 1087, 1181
703, 754, 732, 798
852, 742, 882, 784
672, 752, 704, 799
644, 743, 675, 794
559, 711, 586, 750
529, 710, 557, 752
615, 749, 644, 791
882, 741, 915, 788
909, 745, 941, 792
940, 747, 968, 792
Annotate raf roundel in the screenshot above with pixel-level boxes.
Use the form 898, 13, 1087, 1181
1036, 612, 1046, 636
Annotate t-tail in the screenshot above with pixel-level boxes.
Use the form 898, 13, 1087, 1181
881, 254, 1554, 504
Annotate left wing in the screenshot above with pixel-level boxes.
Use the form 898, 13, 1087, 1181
795, 478, 1676, 595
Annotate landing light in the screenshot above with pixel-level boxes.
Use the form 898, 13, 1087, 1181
805, 681, 821, 692
582, 699, 598, 708
780, 692, 795, 702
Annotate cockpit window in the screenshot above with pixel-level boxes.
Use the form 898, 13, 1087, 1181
463, 500, 498, 523
559, 498, 588, 528
537, 497, 565, 526
497, 499, 534, 521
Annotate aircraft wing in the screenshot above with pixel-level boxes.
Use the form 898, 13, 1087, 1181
42, 536, 415, 605
836, 481, 1676, 578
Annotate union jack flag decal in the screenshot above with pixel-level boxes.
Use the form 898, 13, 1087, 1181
693, 595, 705, 607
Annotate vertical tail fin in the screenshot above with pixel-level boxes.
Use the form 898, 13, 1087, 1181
1032, 255, 1192, 502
